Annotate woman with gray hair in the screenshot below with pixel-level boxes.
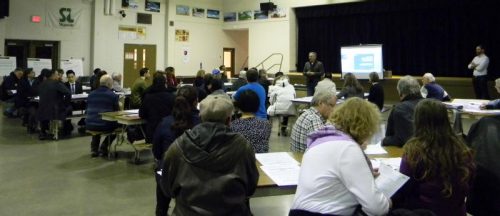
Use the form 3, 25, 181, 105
382, 75, 423, 147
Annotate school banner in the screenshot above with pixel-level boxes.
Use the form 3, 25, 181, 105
47, 0, 83, 29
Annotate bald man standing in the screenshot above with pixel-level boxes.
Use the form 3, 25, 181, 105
303, 52, 325, 96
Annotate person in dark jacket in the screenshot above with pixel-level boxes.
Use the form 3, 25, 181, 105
303, 52, 325, 96
383, 76, 423, 147
480, 78, 500, 110
160, 94, 259, 216
465, 115, 500, 216
421, 73, 450, 101
64, 70, 83, 94
232, 70, 247, 91
337, 72, 364, 99
139, 73, 175, 144
85, 75, 120, 157
193, 69, 205, 88
152, 85, 201, 216
368, 72, 384, 111
393, 99, 475, 216
2, 68, 23, 117
89, 68, 101, 91
37, 69, 72, 140
15, 68, 36, 125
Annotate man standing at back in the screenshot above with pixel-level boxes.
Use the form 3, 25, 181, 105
468, 45, 490, 99
303, 52, 325, 96
160, 94, 258, 216
130, 67, 150, 109
233, 68, 267, 119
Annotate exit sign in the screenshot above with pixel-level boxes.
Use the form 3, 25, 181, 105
31, 16, 41, 23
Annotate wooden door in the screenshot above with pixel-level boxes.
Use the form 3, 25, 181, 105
223, 48, 235, 78
123, 44, 156, 88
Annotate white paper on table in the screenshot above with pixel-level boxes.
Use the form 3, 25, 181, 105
364, 142, 388, 155
374, 157, 402, 170
255, 152, 299, 166
124, 109, 139, 114
375, 164, 409, 197
260, 164, 301, 186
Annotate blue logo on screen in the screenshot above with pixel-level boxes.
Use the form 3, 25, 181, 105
354, 54, 374, 70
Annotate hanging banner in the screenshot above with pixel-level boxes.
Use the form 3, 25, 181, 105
28, 58, 52, 74
47, 0, 83, 29
0, 56, 17, 77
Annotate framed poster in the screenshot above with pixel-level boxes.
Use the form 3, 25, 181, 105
145, 0, 160, 12
192, 8, 205, 18
223, 12, 236, 22
238, 11, 253, 21
207, 9, 220, 19
176, 5, 189, 16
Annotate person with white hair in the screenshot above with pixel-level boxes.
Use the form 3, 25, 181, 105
160, 94, 258, 216
480, 78, 500, 110
85, 75, 120, 157
232, 70, 247, 91
421, 72, 450, 101
111, 72, 123, 92
382, 75, 423, 147
290, 90, 337, 152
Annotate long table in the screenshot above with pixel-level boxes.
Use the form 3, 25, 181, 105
254, 146, 403, 197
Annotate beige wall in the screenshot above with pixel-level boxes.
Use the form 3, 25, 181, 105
0, 19, 5, 55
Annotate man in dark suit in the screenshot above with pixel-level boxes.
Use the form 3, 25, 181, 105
64, 70, 83, 94
303, 52, 325, 96
37, 69, 72, 140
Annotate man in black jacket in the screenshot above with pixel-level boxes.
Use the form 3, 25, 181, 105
161, 94, 259, 216
2, 68, 23, 117
383, 75, 422, 147
303, 52, 325, 96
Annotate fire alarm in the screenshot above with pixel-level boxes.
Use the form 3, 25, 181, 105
31, 16, 42, 23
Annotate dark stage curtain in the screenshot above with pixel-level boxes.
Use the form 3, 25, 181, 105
296, 0, 500, 78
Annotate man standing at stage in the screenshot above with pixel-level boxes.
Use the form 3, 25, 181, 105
468, 45, 490, 99
303, 52, 325, 96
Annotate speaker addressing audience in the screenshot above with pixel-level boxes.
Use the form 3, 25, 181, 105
152, 85, 200, 216
233, 68, 267, 119
468, 45, 490, 99
231, 89, 272, 153
480, 78, 500, 110
290, 90, 336, 152
420, 73, 450, 101
85, 75, 119, 157
130, 67, 151, 109
393, 99, 475, 216
336, 72, 364, 99
303, 52, 325, 96
290, 98, 391, 216
383, 75, 422, 147
160, 94, 258, 216
368, 72, 385, 111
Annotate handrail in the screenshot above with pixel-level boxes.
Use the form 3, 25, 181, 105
240, 56, 249, 71
255, 53, 283, 73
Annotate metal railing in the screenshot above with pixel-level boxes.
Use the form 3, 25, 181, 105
255, 53, 284, 73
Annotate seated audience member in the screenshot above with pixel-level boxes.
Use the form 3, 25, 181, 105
421, 73, 450, 101
85, 75, 120, 157
273, 72, 284, 83
89, 68, 101, 91
336, 72, 364, 99
267, 75, 296, 135
130, 68, 151, 109
290, 91, 337, 152
208, 77, 230, 99
465, 115, 500, 216
368, 72, 385, 110
37, 69, 72, 140
56, 69, 65, 82
197, 73, 213, 101
383, 76, 423, 147
258, 69, 271, 105
231, 90, 272, 153
92, 70, 108, 90
160, 94, 258, 216
139, 73, 175, 144
394, 99, 475, 216
152, 85, 200, 216
2, 68, 23, 117
193, 69, 205, 88
65, 70, 83, 94
232, 70, 247, 91
315, 72, 336, 94
111, 72, 123, 92
219, 64, 229, 82
165, 67, 178, 89
480, 78, 500, 109
290, 98, 390, 216
25, 69, 50, 133
233, 68, 267, 119
15, 68, 36, 125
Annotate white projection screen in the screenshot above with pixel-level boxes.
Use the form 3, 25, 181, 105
340, 45, 383, 79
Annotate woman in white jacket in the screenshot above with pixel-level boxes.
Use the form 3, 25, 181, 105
267, 76, 296, 135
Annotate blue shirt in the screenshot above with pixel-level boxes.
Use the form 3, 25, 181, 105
233, 82, 267, 119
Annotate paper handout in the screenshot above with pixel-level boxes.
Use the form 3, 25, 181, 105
375, 164, 409, 197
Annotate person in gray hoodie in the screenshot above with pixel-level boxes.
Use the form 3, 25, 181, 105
160, 94, 259, 216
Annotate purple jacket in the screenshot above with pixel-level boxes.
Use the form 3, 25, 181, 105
394, 155, 474, 216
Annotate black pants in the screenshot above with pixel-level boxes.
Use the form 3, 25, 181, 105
155, 161, 171, 216
90, 134, 116, 153
473, 75, 490, 99
307, 80, 319, 96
